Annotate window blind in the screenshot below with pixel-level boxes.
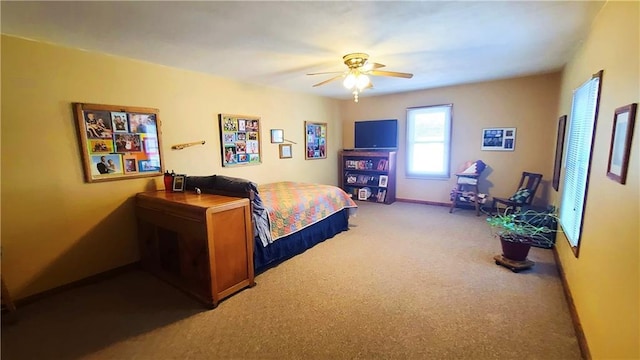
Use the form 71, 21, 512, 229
560, 71, 602, 250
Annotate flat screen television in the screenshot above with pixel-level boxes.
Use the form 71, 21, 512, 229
354, 119, 398, 150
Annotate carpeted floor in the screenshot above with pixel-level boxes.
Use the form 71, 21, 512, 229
1, 201, 581, 359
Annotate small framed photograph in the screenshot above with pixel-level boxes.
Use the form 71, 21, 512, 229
358, 188, 369, 200
111, 112, 129, 133
172, 174, 186, 192
91, 154, 123, 176
88, 139, 114, 154
114, 133, 142, 152
607, 103, 637, 184
123, 155, 138, 174
271, 129, 284, 143
378, 175, 388, 188
279, 144, 292, 158
138, 159, 161, 172
481, 127, 516, 151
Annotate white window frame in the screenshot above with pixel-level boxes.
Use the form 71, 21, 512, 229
406, 104, 452, 179
559, 70, 603, 257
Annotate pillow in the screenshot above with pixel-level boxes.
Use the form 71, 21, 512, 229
185, 175, 217, 191
213, 175, 259, 195
461, 160, 486, 175
509, 188, 531, 204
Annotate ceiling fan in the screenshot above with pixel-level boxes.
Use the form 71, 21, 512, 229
307, 53, 413, 102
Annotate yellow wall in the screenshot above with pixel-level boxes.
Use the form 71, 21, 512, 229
1, 35, 341, 299
340, 73, 561, 205
554, 2, 639, 358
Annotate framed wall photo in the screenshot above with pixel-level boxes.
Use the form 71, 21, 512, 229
279, 144, 292, 159
219, 114, 262, 167
271, 129, 284, 143
606, 103, 637, 184
305, 121, 327, 159
73, 102, 164, 183
552, 115, 567, 191
481, 127, 516, 151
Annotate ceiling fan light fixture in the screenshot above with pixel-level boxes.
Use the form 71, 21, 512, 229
356, 74, 370, 90
343, 72, 357, 89
309, 52, 412, 103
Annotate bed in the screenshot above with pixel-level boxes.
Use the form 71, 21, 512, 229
185, 176, 358, 273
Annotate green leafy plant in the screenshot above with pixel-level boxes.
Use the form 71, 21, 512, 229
486, 207, 559, 247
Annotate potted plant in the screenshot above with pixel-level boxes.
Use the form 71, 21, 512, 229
486, 206, 559, 271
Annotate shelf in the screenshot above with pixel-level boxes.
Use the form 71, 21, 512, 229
340, 150, 396, 205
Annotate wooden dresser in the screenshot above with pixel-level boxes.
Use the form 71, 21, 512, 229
135, 191, 255, 308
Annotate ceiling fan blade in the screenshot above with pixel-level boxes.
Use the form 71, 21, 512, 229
361, 62, 386, 72
369, 70, 413, 79
312, 75, 343, 87
307, 71, 344, 76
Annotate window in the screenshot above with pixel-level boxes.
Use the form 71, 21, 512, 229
560, 70, 603, 257
406, 104, 452, 178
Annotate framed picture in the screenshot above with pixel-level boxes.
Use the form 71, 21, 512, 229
111, 112, 129, 133
271, 129, 284, 143
378, 175, 388, 188
305, 121, 327, 159
219, 114, 261, 167
358, 188, 369, 200
481, 127, 516, 151
172, 174, 186, 192
552, 115, 567, 191
123, 155, 139, 174
73, 103, 164, 183
279, 144, 292, 159
606, 103, 637, 184
88, 139, 114, 154
138, 159, 161, 172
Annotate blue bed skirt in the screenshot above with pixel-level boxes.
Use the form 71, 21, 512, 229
254, 209, 350, 274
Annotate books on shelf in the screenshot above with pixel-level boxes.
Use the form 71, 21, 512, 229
346, 159, 389, 171
376, 159, 389, 171
345, 160, 376, 170
344, 172, 379, 186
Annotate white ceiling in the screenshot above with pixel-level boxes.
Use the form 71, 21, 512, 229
1, 1, 605, 100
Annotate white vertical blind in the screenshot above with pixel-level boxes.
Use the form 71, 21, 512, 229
560, 72, 602, 249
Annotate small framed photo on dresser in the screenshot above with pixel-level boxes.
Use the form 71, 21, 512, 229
172, 174, 186, 192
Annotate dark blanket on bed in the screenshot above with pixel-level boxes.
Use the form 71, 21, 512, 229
185, 175, 269, 244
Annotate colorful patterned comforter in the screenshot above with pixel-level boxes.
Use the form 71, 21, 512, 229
257, 182, 357, 244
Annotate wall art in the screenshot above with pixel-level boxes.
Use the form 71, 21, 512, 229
607, 103, 637, 184
219, 113, 262, 167
481, 127, 516, 151
305, 121, 327, 159
73, 102, 164, 183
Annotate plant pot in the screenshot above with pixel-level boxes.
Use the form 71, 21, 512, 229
500, 237, 531, 261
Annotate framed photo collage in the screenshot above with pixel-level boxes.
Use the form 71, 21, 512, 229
73, 103, 164, 183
